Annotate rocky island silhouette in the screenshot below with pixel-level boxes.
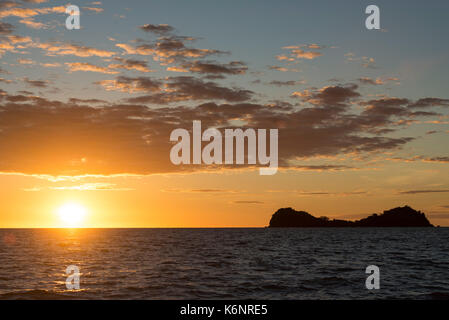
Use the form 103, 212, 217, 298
268, 205, 433, 227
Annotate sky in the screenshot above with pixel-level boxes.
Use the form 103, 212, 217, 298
0, 0, 448, 227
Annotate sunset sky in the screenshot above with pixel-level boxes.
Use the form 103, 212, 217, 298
0, 0, 448, 227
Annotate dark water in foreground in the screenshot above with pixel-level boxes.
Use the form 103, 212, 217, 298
1, 228, 449, 300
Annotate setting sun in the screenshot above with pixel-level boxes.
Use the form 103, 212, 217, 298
57, 203, 87, 228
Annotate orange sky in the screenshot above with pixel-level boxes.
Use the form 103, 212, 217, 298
0, 1, 448, 227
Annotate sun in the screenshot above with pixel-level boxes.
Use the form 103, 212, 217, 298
57, 202, 87, 227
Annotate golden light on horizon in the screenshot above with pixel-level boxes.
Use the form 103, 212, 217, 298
57, 202, 87, 228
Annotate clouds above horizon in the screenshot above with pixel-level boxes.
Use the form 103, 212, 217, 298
0, 4, 448, 179
0, 82, 447, 176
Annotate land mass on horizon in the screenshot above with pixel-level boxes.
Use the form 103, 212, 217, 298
268, 206, 434, 228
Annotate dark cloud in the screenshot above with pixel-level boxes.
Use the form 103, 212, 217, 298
118, 36, 225, 66
139, 24, 174, 35
17, 90, 33, 95
99, 76, 253, 103
269, 80, 304, 86
361, 98, 409, 117
109, 57, 152, 72
408, 98, 449, 109
424, 157, 449, 163
181, 61, 247, 75
400, 190, 449, 194
355, 97, 447, 131
163, 76, 253, 102
23, 77, 49, 88
68, 98, 107, 105
292, 84, 360, 107
0, 22, 14, 35
0, 2, 17, 9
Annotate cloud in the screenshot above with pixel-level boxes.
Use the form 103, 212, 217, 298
292, 84, 360, 107
354, 97, 448, 131
290, 49, 322, 60
361, 98, 410, 117
0, 34, 32, 56
23, 77, 48, 87
269, 80, 305, 86
98, 76, 253, 103
289, 165, 354, 171
19, 18, 45, 29
268, 65, 289, 72
139, 24, 174, 35
108, 57, 153, 73
68, 98, 107, 105
117, 36, 224, 64
0, 2, 18, 9
280, 44, 324, 61
96, 76, 161, 93
399, 190, 449, 194
358, 77, 384, 85
65, 62, 119, 74
0, 81, 447, 176
40, 62, 61, 68
166, 66, 188, 73
0, 22, 14, 34
34, 41, 116, 57
0, 7, 39, 19
0, 5, 66, 20
161, 76, 252, 102
6, 35, 32, 44
116, 26, 227, 73
179, 61, 247, 76
423, 157, 449, 163
408, 98, 449, 109
82, 7, 104, 13
115, 43, 137, 54
358, 77, 400, 86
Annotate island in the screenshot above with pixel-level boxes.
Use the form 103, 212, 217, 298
268, 205, 433, 228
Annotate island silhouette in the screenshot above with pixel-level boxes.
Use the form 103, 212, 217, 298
268, 205, 433, 227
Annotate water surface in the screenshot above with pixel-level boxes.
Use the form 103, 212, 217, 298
1, 228, 448, 299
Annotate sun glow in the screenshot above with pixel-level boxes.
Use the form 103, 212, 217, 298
57, 202, 87, 227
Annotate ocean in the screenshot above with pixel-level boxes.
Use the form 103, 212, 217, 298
1, 228, 449, 299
